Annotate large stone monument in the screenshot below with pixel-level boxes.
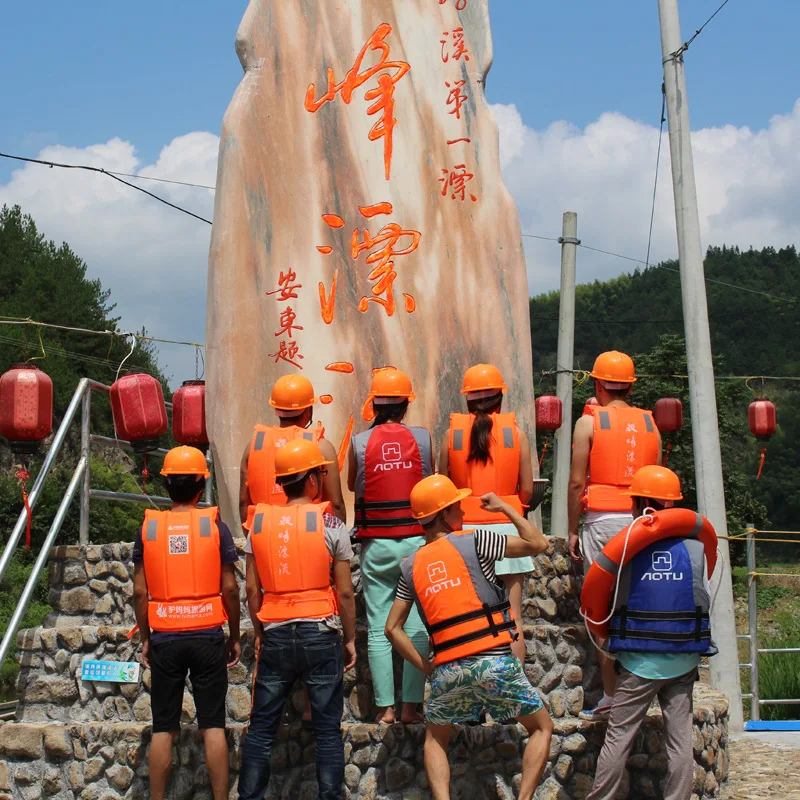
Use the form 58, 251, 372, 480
207, 0, 535, 526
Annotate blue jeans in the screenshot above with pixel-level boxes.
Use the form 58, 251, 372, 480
238, 623, 344, 800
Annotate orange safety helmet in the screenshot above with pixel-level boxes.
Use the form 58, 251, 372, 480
274, 438, 333, 478
362, 367, 416, 421
160, 445, 210, 478
410, 474, 472, 520
269, 375, 318, 414
623, 465, 683, 501
589, 351, 637, 386
461, 364, 508, 396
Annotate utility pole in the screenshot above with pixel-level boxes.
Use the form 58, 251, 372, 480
551, 212, 578, 539
658, 0, 743, 731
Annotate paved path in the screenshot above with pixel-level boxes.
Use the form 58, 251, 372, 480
721, 733, 800, 799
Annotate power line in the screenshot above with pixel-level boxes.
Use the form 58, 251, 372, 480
646, 84, 667, 270
0, 151, 212, 225
670, 0, 734, 59
0, 317, 205, 349
521, 233, 560, 242
106, 171, 215, 191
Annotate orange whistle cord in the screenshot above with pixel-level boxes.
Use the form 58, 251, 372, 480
126, 625, 139, 640
338, 414, 355, 472
326, 362, 355, 374
756, 447, 767, 480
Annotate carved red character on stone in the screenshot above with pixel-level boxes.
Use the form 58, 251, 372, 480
305, 24, 410, 181
441, 27, 470, 63
439, 0, 467, 10
439, 164, 477, 202
266, 269, 302, 302
269, 340, 304, 369
445, 79, 468, 119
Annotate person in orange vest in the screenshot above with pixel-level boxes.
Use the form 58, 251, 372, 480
385, 475, 553, 800
347, 367, 434, 724
132, 446, 241, 800
567, 350, 661, 720
239, 439, 356, 800
239, 374, 346, 526
439, 363, 535, 662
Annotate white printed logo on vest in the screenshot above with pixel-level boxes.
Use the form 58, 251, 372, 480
424, 560, 462, 596
641, 550, 684, 581
374, 441, 413, 471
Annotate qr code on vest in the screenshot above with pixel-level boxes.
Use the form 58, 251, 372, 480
169, 534, 189, 555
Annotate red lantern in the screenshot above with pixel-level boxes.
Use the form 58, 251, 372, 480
110, 373, 168, 453
172, 380, 208, 447
749, 399, 777, 479
535, 395, 563, 431
0, 364, 53, 453
654, 397, 683, 434
583, 396, 599, 416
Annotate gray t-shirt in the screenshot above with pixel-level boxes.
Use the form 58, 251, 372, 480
244, 511, 353, 632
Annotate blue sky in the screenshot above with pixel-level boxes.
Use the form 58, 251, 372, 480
2, 0, 797, 176
1, 0, 799, 383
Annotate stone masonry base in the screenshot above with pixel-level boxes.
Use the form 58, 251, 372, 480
0, 684, 728, 800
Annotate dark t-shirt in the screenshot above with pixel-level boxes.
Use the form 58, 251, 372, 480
132, 516, 238, 645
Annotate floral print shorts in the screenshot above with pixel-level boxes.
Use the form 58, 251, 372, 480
426, 653, 544, 725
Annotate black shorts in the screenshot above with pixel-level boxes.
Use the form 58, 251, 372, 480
150, 637, 228, 733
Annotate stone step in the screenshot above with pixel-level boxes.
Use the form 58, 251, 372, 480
0, 687, 729, 800
15, 622, 598, 724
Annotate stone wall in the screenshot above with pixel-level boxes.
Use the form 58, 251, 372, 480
0, 686, 729, 800
0, 538, 730, 798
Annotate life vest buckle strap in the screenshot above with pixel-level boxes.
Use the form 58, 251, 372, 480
358, 499, 414, 511
426, 599, 512, 635
354, 515, 418, 528
431, 619, 517, 654
622, 609, 710, 622
608, 627, 712, 642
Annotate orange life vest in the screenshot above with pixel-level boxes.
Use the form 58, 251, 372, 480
585, 406, 660, 513
447, 412, 523, 524
400, 532, 516, 665
246, 421, 324, 508
142, 507, 227, 632
248, 503, 337, 624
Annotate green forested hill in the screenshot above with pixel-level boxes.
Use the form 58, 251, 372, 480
529, 245, 800, 536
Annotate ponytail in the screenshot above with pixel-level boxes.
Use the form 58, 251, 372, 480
466, 393, 503, 464
370, 399, 409, 428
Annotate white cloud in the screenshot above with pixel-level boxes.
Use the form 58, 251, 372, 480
491, 99, 800, 296
1, 100, 798, 384
0, 134, 218, 386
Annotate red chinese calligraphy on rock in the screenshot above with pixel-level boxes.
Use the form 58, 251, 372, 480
439, 164, 477, 202
445, 80, 468, 120
440, 27, 470, 63
269, 340, 304, 369
439, 0, 467, 9
266, 269, 302, 302
305, 24, 409, 181
317, 204, 420, 319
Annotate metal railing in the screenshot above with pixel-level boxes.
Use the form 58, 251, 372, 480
0, 378, 214, 668
740, 526, 800, 722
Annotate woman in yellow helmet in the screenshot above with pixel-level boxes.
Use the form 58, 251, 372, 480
439, 364, 534, 662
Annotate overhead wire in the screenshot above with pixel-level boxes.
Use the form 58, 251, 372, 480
0, 151, 212, 225
669, 0, 734, 60
645, 84, 667, 270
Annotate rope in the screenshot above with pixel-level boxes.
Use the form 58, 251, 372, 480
747, 571, 800, 586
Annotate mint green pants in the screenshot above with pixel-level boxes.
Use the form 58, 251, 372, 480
361, 537, 429, 707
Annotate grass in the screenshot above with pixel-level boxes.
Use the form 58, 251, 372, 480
0, 555, 51, 698
733, 564, 800, 721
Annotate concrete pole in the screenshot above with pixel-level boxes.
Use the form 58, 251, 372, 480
658, 0, 743, 731
550, 212, 578, 539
